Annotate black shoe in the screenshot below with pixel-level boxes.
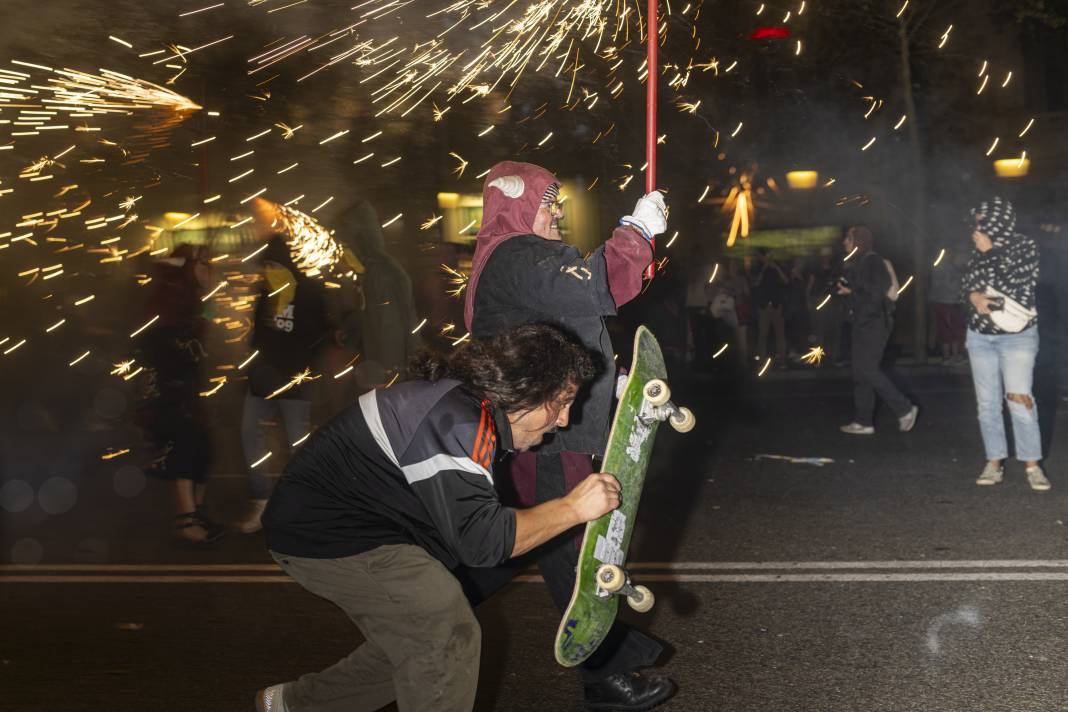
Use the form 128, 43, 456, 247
584, 671, 676, 711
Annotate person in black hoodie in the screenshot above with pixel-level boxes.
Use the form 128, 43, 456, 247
237, 234, 331, 533
837, 226, 919, 435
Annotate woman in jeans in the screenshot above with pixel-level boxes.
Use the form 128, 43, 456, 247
962, 197, 1049, 491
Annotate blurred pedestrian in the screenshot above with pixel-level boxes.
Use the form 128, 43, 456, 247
807, 247, 842, 363
785, 256, 810, 360
463, 161, 676, 711
334, 200, 422, 392
962, 197, 1048, 491
929, 245, 967, 365
136, 244, 224, 546
837, 226, 919, 435
684, 262, 714, 369
257, 325, 618, 712
722, 259, 751, 363
753, 249, 787, 366
237, 235, 332, 534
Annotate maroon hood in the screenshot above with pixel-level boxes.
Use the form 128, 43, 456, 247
463, 160, 559, 330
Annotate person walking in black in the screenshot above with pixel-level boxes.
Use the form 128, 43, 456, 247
753, 249, 787, 366
837, 226, 919, 435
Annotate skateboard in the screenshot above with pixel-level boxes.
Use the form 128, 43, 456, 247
554, 325, 695, 667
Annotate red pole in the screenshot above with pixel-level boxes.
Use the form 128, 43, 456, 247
644, 0, 658, 279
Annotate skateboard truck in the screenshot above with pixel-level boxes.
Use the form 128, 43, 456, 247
640, 379, 695, 433
594, 564, 655, 613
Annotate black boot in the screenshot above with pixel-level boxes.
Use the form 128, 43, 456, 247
583, 671, 676, 711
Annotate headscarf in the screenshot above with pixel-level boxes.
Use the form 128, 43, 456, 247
970, 196, 1017, 249
463, 160, 559, 330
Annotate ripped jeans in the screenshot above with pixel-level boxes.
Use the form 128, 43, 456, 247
966, 327, 1042, 462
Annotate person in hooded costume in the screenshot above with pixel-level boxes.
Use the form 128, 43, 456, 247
836, 226, 919, 436
962, 197, 1049, 491
238, 234, 332, 533
334, 200, 422, 392
462, 160, 675, 710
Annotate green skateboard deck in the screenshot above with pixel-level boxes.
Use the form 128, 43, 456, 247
554, 325, 693, 667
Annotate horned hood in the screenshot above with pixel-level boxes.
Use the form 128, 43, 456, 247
463, 161, 560, 330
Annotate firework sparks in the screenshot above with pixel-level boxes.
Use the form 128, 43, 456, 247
801, 346, 825, 365
441, 264, 468, 297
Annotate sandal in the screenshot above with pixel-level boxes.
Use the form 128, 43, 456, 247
174, 512, 225, 547
194, 506, 227, 541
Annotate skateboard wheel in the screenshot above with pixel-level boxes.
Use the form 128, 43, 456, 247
669, 407, 696, 433
643, 379, 670, 407
596, 564, 626, 593
628, 585, 655, 613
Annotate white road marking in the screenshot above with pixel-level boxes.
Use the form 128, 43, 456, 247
8, 560, 1068, 583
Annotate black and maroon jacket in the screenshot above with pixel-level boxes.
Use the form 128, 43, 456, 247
471, 230, 651, 457
465, 164, 652, 456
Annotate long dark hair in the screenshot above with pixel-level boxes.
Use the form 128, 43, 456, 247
410, 324, 596, 413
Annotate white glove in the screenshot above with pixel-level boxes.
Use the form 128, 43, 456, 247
620, 191, 668, 241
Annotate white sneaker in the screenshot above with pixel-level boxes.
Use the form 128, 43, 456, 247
840, 423, 875, 435
898, 405, 919, 432
256, 685, 288, 712
238, 499, 269, 534
976, 462, 1004, 486
1026, 465, 1051, 492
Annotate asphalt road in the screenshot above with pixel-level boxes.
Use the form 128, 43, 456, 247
5, 364, 1068, 711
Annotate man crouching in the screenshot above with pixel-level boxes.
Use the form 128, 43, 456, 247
256, 323, 620, 712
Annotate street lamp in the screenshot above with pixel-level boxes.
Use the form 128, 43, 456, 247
993, 157, 1029, 178
785, 170, 819, 189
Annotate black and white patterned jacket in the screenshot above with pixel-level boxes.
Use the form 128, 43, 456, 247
961, 197, 1039, 335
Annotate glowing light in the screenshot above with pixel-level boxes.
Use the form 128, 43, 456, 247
712, 344, 729, 359
896, 275, 914, 296
758, 358, 772, 377
994, 156, 1029, 178
785, 171, 819, 189
238, 350, 260, 369
129, 315, 159, 338
938, 25, 953, 49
